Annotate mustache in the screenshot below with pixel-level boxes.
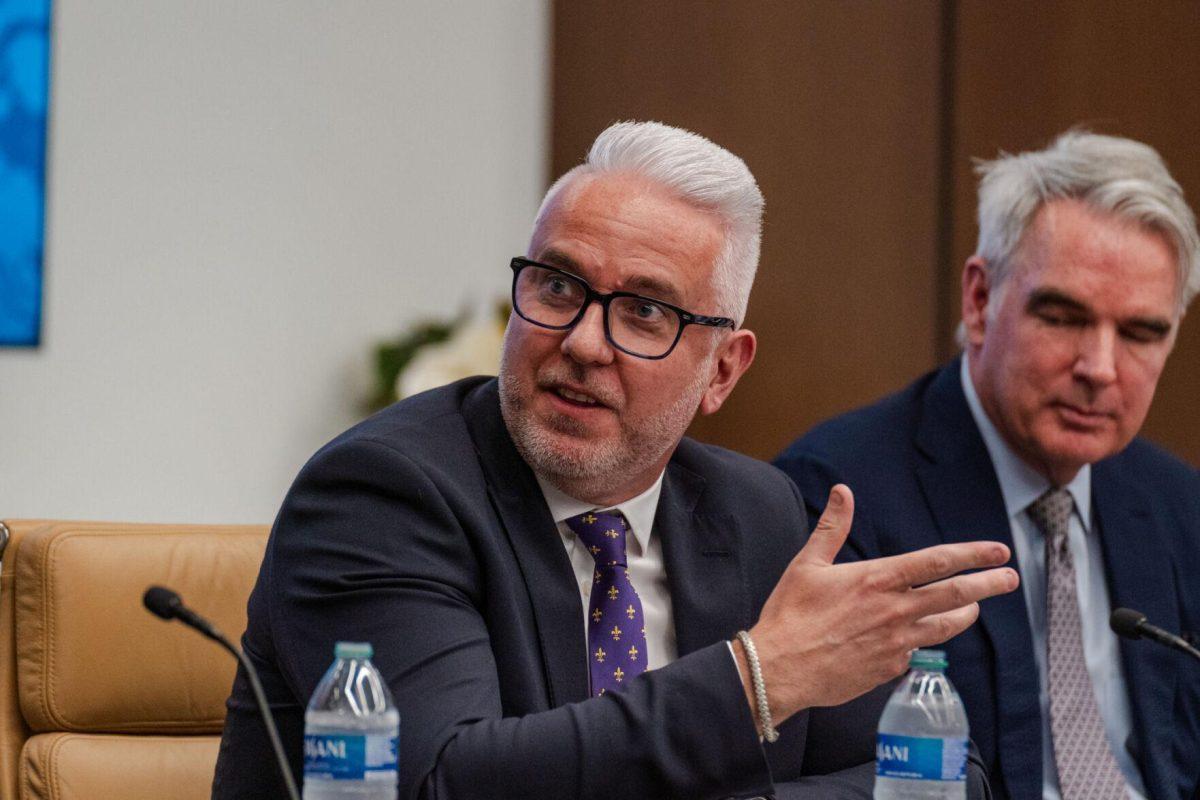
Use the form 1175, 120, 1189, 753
536, 363, 622, 409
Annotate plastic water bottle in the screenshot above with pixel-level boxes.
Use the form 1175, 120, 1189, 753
303, 642, 399, 800
874, 649, 968, 799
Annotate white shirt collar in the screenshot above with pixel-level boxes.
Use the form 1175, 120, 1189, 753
535, 471, 665, 555
959, 355, 1092, 531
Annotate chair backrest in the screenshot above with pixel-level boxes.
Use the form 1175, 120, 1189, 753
0, 520, 269, 800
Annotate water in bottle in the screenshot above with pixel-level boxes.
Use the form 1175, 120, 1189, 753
874, 649, 968, 800
303, 642, 400, 800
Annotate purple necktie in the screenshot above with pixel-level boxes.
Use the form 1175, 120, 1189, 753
565, 509, 648, 696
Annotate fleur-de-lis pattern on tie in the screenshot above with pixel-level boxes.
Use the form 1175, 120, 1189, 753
1027, 488, 1127, 800
565, 509, 648, 697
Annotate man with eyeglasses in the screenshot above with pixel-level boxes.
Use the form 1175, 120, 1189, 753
214, 121, 1015, 799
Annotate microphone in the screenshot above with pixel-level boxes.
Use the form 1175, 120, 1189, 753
143, 585, 222, 641
1110, 607, 1200, 663
142, 586, 301, 800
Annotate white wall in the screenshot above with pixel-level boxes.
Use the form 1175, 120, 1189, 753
0, 1, 549, 523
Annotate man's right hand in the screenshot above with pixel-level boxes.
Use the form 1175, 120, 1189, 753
738, 483, 1018, 725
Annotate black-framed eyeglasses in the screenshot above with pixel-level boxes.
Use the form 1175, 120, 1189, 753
509, 257, 735, 360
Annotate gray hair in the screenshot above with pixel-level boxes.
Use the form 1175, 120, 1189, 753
531, 121, 764, 326
974, 129, 1200, 312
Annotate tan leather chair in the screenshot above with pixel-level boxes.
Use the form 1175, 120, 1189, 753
0, 520, 269, 800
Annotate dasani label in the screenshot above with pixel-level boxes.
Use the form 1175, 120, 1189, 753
875, 733, 967, 781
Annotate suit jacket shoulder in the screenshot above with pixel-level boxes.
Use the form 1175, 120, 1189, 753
781, 373, 932, 466
774, 366, 955, 561
1102, 437, 1200, 537
311, 375, 487, 471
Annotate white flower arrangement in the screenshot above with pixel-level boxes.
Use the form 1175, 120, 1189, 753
397, 305, 507, 400
367, 300, 509, 413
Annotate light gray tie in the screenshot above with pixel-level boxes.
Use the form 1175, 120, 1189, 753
1027, 488, 1127, 800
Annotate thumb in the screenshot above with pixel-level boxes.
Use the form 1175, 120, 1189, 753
796, 484, 855, 566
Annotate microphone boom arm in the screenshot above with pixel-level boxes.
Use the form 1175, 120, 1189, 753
143, 586, 301, 800
1110, 607, 1200, 663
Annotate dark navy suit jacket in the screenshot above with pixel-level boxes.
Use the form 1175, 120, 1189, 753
212, 377, 936, 799
775, 360, 1200, 800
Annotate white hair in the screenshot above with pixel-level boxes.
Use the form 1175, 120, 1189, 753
975, 130, 1200, 312
531, 121, 764, 326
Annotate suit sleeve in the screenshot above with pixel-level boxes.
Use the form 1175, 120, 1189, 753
241, 437, 776, 800
772, 449, 875, 563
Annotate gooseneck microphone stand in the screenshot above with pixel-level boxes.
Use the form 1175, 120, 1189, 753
143, 585, 301, 800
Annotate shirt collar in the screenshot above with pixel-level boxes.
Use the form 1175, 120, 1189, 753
535, 471, 665, 555
960, 355, 1092, 531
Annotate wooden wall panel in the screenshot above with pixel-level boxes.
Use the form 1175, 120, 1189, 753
951, 0, 1200, 463
553, 1, 944, 460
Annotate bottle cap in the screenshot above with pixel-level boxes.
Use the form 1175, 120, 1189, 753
334, 641, 374, 660
909, 648, 948, 670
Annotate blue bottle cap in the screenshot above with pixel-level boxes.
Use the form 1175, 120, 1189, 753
334, 641, 373, 660
909, 648, 948, 669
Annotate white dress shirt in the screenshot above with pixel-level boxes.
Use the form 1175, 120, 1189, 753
535, 472, 678, 671
960, 356, 1146, 800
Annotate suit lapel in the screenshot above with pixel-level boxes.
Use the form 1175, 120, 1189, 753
913, 362, 1043, 800
655, 459, 750, 656
1092, 460, 1177, 800
462, 381, 590, 706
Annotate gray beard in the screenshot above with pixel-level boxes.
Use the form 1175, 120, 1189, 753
498, 356, 712, 502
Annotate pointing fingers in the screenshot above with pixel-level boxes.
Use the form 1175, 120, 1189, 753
880, 541, 1011, 590
906, 567, 1019, 619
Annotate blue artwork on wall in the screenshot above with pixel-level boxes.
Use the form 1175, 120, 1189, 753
0, 0, 50, 347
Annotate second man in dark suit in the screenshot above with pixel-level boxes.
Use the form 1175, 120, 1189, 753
777, 130, 1200, 800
